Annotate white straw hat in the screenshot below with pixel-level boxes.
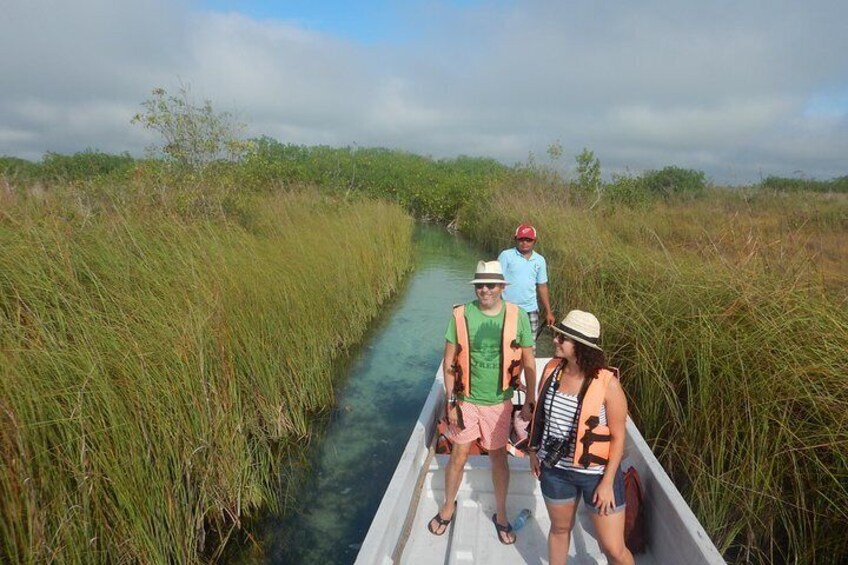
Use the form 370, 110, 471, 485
468, 260, 510, 285
551, 310, 602, 350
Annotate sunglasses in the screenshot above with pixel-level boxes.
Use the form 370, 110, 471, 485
517, 238, 535, 243
474, 283, 499, 290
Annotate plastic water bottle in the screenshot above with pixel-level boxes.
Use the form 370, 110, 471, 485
512, 508, 531, 531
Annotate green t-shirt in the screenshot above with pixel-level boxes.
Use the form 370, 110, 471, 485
445, 300, 534, 405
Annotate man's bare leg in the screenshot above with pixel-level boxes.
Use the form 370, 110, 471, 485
429, 441, 471, 533
489, 446, 515, 543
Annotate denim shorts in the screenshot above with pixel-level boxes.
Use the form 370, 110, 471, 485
539, 466, 626, 513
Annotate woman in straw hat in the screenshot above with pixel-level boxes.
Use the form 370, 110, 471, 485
526, 310, 634, 565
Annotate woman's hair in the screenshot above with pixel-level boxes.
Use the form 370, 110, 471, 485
573, 340, 606, 378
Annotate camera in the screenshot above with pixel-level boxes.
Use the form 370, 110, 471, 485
542, 436, 570, 468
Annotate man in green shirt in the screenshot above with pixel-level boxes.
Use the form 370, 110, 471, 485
427, 260, 536, 545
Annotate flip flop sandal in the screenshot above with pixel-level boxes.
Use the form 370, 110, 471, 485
427, 501, 456, 536
492, 513, 516, 545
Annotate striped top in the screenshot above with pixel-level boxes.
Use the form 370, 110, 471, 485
537, 390, 607, 475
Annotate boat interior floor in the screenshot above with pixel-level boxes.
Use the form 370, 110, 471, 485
402, 454, 659, 565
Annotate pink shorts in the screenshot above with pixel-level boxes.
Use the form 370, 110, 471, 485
448, 400, 512, 450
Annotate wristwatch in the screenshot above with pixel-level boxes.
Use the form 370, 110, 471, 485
447, 395, 457, 406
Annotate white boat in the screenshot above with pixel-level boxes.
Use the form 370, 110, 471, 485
356, 359, 726, 565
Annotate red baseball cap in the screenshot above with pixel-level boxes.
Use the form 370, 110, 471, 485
514, 223, 537, 240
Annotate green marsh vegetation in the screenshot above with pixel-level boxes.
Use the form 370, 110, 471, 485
0, 182, 413, 563
761, 174, 848, 194
0, 95, 419, 562
462, 163, 848, 563
1, 143, 508, 225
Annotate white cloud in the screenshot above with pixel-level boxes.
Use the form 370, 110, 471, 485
608, 98, 793, 146
1, 0, 846, 183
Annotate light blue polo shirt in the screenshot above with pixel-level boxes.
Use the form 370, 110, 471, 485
498, 248, 549, 313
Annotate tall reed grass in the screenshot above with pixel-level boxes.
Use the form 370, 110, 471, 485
462, 185, 848, 563
0, 185, 412, 563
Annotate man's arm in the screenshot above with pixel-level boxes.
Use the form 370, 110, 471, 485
536, 283, 556, 326
442, 341, 460, 426
442, 341, 457, 395
519, 346, 536, 417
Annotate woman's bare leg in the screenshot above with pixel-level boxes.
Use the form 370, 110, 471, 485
589, 509, 634, 565
546, 500, 578, 564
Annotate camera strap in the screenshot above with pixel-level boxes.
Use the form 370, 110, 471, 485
543, 361, 594, 463
542, 360, 564, 441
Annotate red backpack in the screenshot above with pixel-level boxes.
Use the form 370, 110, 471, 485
623, 466, 647, 553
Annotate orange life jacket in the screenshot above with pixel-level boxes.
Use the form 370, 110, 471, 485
452, 302, 523, 397
528, 358, 618, 469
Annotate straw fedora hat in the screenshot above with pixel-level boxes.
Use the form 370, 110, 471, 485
468, 260, 510, 285
551, 310, 602, 350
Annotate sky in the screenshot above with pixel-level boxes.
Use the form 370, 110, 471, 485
1, 0, 846, 184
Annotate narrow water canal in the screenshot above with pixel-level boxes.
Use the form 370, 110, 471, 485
237, 224, 489, 564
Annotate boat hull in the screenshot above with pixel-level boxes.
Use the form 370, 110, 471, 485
356, 360, 725, 564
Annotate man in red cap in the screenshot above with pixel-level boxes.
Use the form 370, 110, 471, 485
498, 223, 556, 337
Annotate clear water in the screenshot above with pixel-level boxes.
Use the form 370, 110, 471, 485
236, 224, 553, 564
